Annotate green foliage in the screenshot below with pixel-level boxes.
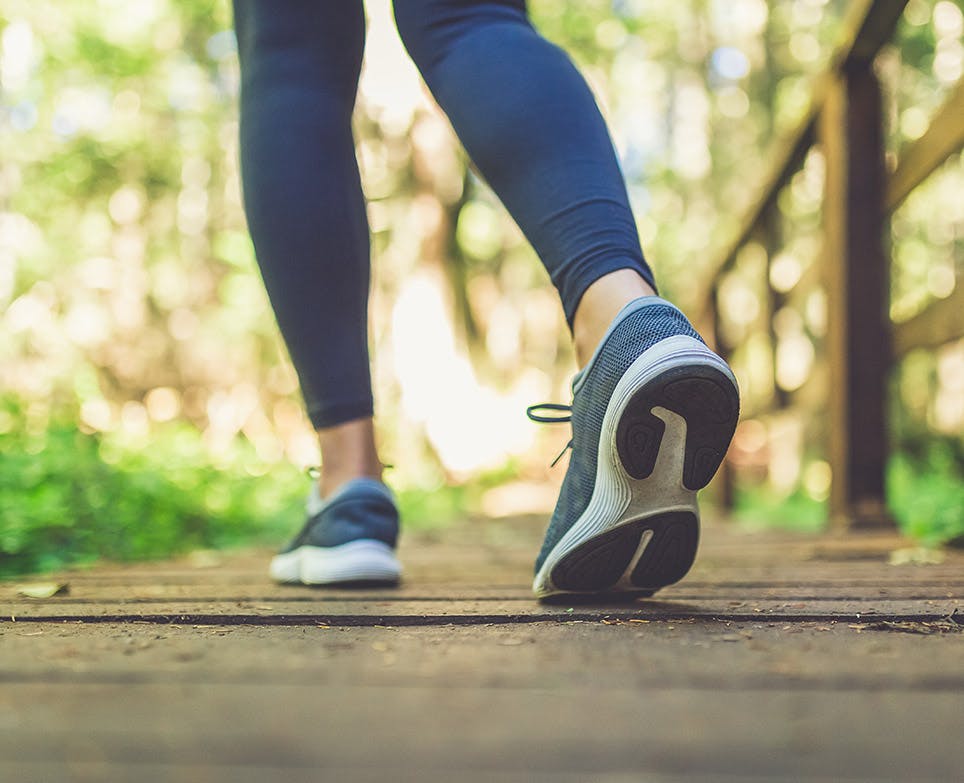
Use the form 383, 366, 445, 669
0, 396, 508, 577
0, 401, 304, 577
888, 441, 964, 546
733, 440, 964, 547
732, 485, 827, 534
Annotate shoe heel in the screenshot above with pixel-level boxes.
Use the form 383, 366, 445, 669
616, 362, 739, 490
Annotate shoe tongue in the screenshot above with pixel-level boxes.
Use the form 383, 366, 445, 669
306, 477, 393, 516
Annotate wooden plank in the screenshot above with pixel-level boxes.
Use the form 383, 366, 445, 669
27, 572, 964, 591
820, 64, 894, 530
3, 624, 964, 691
887, 77, 964, 211
2, 524, 962, 781
4, 583, 958, 603
9, 573, 963, 598
1, 683, 962, 780
0, 767, 663, 783
4, 596, 958, 623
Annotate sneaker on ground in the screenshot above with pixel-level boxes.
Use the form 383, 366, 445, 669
529, 296, 740, 599
269, 477, 401, 586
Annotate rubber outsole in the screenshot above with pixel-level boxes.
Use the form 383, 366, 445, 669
270, 540, 401, 587
552, 511, 699, 593
616, 365, 740, 491
541, 354, 739, 599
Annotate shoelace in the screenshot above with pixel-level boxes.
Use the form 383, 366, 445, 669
526, 403, 573, 468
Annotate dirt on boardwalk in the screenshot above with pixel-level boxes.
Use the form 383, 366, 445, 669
2, 517, 962, 782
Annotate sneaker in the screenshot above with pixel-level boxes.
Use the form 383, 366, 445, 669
529, 296, 739, 599
269, 477, 401, 586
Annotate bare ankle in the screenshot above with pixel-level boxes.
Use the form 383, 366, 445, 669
572, 269, 657, 367
316, 417, 385, 497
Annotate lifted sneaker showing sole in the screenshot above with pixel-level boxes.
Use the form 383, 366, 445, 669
270, 477, 401, 587
531, 297, 739, 600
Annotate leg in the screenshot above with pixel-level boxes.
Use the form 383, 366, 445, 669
393, 0, 657, 349
235, 1, 399, 586
233, 0, 383, 496
394, 1, 739, 598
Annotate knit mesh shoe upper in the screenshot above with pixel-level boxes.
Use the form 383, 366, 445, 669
279, 477, 399, 554
534, 298, 702, 573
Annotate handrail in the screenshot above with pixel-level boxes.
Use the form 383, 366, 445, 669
698, 0, 909, 322
887, 78, 964, 212
893, 285, 964, 359
702, 0, 964, 529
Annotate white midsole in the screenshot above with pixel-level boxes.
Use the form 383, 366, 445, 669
533, 335, 736, 597
270, 539, 401, 585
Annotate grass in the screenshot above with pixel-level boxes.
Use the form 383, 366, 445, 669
0, 402, 495, 578
887, 442, 964, 546
0, 411, 301, 577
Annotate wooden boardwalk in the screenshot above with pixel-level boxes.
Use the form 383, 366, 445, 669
2, 516, 962, 782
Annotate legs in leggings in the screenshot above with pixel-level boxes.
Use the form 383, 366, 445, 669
393, 0, 655, 325
234, 1, 373, 429
234, 0, 656, 431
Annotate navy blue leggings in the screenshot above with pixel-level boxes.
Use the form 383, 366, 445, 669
233, 0, 656, 429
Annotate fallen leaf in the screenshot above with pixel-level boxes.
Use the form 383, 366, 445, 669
188, 550, 222, 569
16, 582, 69, 599
888, 547, 945, 566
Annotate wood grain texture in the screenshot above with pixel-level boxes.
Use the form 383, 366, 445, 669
2, 520, 962, 780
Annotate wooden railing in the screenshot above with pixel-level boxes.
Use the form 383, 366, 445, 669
701, 0, 964, 529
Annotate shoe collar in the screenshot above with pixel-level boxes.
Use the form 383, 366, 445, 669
571, 295, 673, 395
306, 477, 395, 517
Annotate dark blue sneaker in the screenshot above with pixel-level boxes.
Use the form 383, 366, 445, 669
269, 478, 401, 586
529, 297, 739, 599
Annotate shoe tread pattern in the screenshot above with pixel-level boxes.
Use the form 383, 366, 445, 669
629, 511, 699, 589
551, 512, 698, 594
551, 523, 644, 592
616, 364, 739, 491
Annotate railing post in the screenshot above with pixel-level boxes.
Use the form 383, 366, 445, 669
819, 60, 894, 530
710, 284, 735, 512
760, 205, 790, 411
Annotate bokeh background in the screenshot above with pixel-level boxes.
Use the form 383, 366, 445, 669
1, 0, 962, 575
